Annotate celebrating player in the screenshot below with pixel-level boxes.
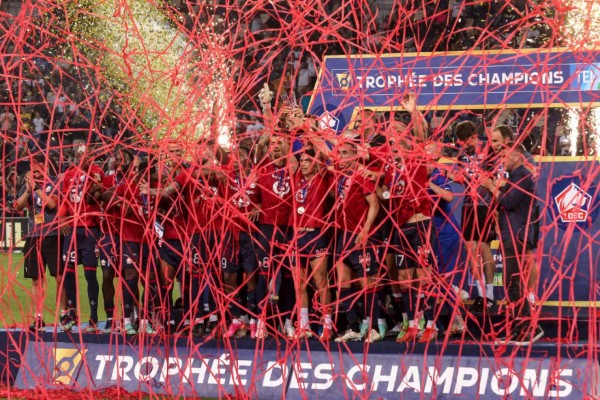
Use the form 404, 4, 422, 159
379, 135, 437, 343
222, 144, 261, 339
332, 137, 382, 343
15, 153, 63, 332
58, 144, 105, 331
454, 121, 498, 313
290, 147, 334, 340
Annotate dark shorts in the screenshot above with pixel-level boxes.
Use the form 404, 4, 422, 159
159, 239, 184, 269
23, 235, 62, 279
121, 241, 154, 271
393, 220, 435, 270
255, 224, 292, 270
295, 228, 330, 261
461, 204, 496, 243
380, 219, 393, 246
222, 231, 258, 274
99, 234, 120, 271
190, 231, 220, 271
62, 227, 100, 267
334, 230, 381, 276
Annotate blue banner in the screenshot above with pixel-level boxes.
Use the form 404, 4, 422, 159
308, 49, 600, 132
14, 341, 597, 399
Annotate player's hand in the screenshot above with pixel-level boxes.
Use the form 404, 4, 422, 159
24, 172, 34, 191
139, 179, 149, 196
258, 82, 273, 106
249, 207, 260, 222
359, 167, 378, 182
59, 218, 71, 236
400, 92, 417, 114
354, 229, 368, 246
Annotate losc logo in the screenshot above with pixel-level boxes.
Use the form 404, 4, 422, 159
318, 111, 340, 132
554, 182, 592, 222
53, 348, 86, 384
335, 71, 351, 90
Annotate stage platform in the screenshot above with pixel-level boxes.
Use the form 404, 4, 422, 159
0, 317, 598, 399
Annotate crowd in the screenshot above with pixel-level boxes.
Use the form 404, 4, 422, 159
13, 86, 544, 346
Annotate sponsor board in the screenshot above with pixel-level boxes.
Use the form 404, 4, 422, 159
14, 342, 597, 399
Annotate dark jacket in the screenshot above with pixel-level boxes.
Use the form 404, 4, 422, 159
498, 164, 538, 247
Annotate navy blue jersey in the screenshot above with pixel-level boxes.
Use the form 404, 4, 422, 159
456, 142, 496, 206
19, 178, 59, 237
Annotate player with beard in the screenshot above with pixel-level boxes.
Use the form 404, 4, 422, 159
377, 96, 428, 338
174, 139, 227, 338
332, 137, 382, 343
454, 121, 498, 314
112, 156, 162, 335
99, 148, 135, 333
378, 135, 436, 343
289, 147, 334, 340
490, 125, 539, 307
143, 140, 226, 338
222, 145, 261, 339
253, 131, 297, 339
140, 142, 190, 334
15, 153, 63, 332
58, 144, 105, 331
484, 144, 544, 346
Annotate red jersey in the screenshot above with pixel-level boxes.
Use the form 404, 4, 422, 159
383, 161, 432, 227
292, 170, 333, 229
222, 168, 260, 233
256, 161, 293, 226
335, 170, 377, 233
174, 167, 223, 234
61, 164, 105, 227
115, 178, 147, 243
101, 173, 126, 234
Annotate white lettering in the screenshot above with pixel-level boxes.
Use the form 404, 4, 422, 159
424, 367, 454, 394
263, 361, 287, 388
160, 357, 183, 383
312, 363, 334, 390
478, 367, 489, 394
454, 367, 478, 394
112, 355, 134, 381
365, 76, 375, 89
208, 354, 230, 385
347, 364, 370, 391
397, 365, 420, 392
549, 369, 573, 397
290, 362, 312, 390
372, 365, 398, 392
95, 355, 113, 380
134, 356, 160, 382
230, 359, 252, 386
520, 369, 548, 397
183, 358, 208, 384
490, 368, 519, 396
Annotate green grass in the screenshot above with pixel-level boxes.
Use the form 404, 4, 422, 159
0, 252, 103, 327
0, 252, 184, 328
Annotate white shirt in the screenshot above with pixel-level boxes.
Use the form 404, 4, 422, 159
33, 117, 45, 134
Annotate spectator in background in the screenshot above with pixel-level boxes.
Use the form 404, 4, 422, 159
296, 60, 311, 96
1, 106, 15, 133
32, 111, 47, 144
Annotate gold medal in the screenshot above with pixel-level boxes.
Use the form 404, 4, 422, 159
297, 206, 305, 215
34, 213, 44, 225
